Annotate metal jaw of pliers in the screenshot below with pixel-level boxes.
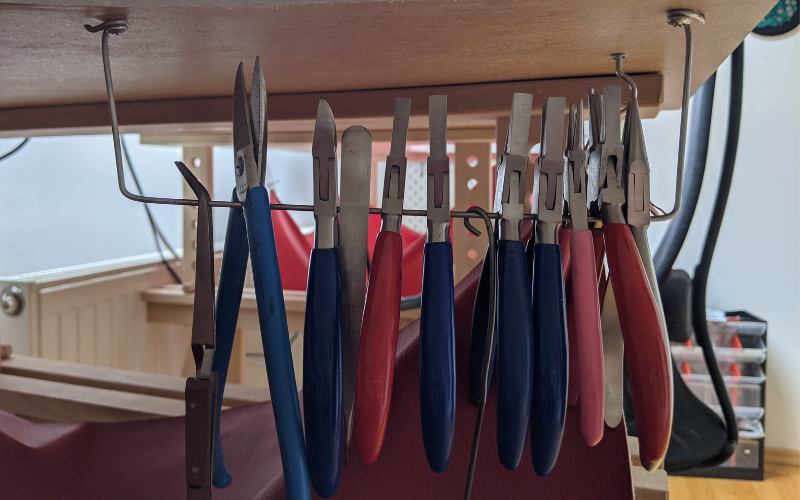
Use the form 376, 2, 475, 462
419, 95, 456, 473
234, 59, 267, 203
353, 98, 410, 465
596, 85, 626, 223
381, 98, 412, 233
494, 94, 533, 242
303, 99, 344, 498
179, 162, 219, 500
312, 99, 339, 250
533, 97, 566, 243
566, 101, 588, 232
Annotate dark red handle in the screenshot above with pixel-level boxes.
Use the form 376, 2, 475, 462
353, 231, 403, 464
569, 229, 604, 446
603, 223, 672, 470
559, 229, 580, 407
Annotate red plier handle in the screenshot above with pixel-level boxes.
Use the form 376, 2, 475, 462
353, 231, 403, 464
603, 223, 672, 470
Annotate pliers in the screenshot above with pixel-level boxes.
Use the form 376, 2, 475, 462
353, 98, 411, 464
179, 161, 219, 500
212, 59, 311, 499
303, 99, 343, 498
469, 93, 534, 471
564, 100, 605, 447
419, 95, 456, 473
528, 97, 568, 476
588, 85, 672, 471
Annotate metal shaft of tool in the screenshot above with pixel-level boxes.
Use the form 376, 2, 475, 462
427, 95, 450, 243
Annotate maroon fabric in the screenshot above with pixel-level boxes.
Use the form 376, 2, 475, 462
0, 257, 634, 499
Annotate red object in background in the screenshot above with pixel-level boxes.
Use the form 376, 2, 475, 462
0, 261, 636, 500
269, 192, 312, 291
279, 202, 425, 296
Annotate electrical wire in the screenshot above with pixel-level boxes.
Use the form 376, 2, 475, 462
120, 135, 183, 284
0, 138, 30, 162
690, 41, 744, 467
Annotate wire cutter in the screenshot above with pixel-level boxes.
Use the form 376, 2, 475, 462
528, 97, 569, 476
210, 59, 311, 499
469, 93, 534, 470
589, 85, 672, 471
564, 99, 605, 447
353, 97, 411, 464
419, 95, 456, 473
179, 162, 219, 500
303, 99, 343, 498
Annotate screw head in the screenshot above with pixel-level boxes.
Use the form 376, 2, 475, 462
1, 286, 24, 316
667, 9, 706, 28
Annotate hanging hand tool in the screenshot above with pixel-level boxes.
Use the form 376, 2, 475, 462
233, 60, 311, 499
528, 97, 568, 476
353, 97, 411, 464
339, 125, 372, 464
564, 100, 604, 447
621, 74, 674, 469
180, 162, 219, 500
210, 60, 265, 490
479, 92, 534, 470
303, 99, 343, 498
589, 85, 672, 471
419, 95, 456, 473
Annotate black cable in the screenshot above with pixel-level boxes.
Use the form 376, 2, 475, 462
691, 41, 745, 467
120, 136, 183, 284
0, 138, 30, 162
654, 73, 717, 283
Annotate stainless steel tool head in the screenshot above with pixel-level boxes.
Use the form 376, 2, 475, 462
493, 93, 532, 241
533, 97, 566, 231
586, 90, 605, 215
312, 98, 338, 249
599, 85, 625, 206
339, 125, 373, 463
233, 60, 266, 202
427, 95, 450, 242
381, 97, 411, 232
623, 97, 651, 228
566, 100, 589, 231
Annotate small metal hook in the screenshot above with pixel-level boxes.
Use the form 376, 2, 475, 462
84, 19, 128, 35
612, 53, 638, 99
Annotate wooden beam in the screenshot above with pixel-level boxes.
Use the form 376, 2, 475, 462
0, 354, 268, 407
0, 74, 662, 136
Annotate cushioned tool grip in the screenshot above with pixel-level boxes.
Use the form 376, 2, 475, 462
212, 190, 250, 489
353, 231, 403, 464
569, 230, 605, 447
559, 229, 580, 407
603, 223, 673, 471
530, 243, 568, 476
469, 251, 495, 406
496, 240, 533, 471
303, 248, 343, 498
419, 242, 456, 473
244, 187, 311, 500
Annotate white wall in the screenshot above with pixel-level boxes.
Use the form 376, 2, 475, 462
647, 32, 800, 451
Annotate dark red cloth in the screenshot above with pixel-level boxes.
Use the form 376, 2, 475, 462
0, 259, 634, 499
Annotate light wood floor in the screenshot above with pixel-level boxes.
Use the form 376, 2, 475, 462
669, 463, 800, 500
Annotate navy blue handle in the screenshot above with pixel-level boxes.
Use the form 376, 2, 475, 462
496, 240, 533, 471
468, 248, 496, 406
244, 187, 311, 500
211, 189, 250, 488
303, 248, 343, 498
529, 243, 569, 476
419, 241, 456, 473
